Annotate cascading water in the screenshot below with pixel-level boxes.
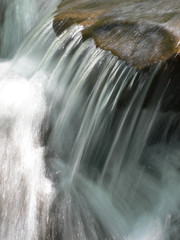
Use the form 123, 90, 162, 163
0, 0, 60, 58
0, 0, 180, 240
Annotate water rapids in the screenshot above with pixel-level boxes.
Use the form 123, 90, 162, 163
0, 0, 180, 240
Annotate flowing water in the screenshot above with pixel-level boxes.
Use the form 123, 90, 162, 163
0, 1, 180, 240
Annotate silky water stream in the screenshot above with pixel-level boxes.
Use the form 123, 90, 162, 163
0, 1, 180, 240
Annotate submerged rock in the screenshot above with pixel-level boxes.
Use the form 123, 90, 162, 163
53, 0, 180, 68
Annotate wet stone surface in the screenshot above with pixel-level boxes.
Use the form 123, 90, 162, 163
53, 0, 180, 68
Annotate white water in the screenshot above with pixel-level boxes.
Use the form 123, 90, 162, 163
0, 1, 180, 240
0, 62, 53, 240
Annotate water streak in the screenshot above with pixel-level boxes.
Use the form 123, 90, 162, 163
0, 1, 180, 240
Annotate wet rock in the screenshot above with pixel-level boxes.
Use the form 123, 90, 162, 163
53, 7, 105, 34
53, 0, 180, 68
83, 21, 178, 68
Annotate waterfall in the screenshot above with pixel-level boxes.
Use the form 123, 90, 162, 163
0, 0, 60, 58
0, 1, 180, 240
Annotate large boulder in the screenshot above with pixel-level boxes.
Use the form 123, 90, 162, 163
53, 0, 180, 68
83, 21, 178, 68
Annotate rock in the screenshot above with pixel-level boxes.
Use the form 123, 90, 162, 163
83, 20, 178, 68
53, 0, 180, 68
53, 5, 105, 34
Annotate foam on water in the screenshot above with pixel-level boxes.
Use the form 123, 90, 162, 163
0, 62, 54, 240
